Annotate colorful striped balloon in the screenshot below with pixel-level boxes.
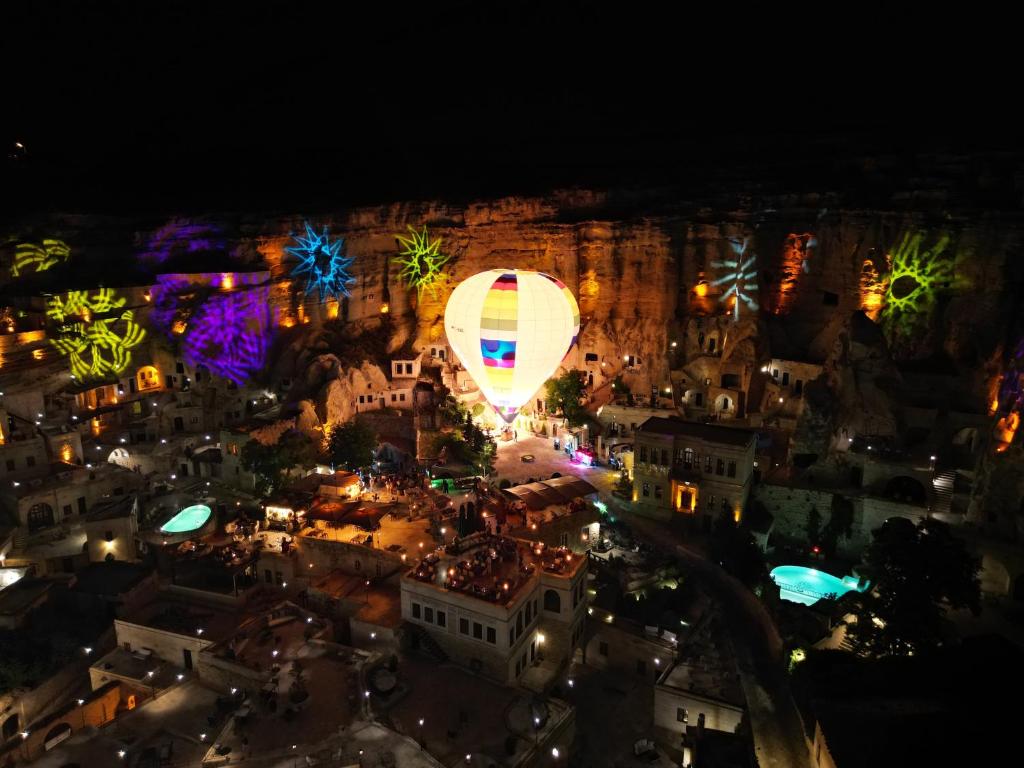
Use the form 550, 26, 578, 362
444, 269, 580, 423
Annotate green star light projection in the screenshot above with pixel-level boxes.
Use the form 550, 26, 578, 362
393, 225, 451, 300
46, 288, 147, 380
880, 232, 955, 349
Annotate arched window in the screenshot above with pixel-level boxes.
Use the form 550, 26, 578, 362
27, 502, 54, 532
543, 589, 561, 613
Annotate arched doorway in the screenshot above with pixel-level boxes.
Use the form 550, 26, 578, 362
27, 502, 54, 532
2, 713, 20, 741
716, 395, 732, 414
43, 722, 72, 750
543, 589, 561, 613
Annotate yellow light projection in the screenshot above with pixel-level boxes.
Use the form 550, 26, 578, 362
12, 239, 71, 276
47, 289, 147, 380
859, 254, 889, 320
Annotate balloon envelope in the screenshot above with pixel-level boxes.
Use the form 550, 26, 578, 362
444, 269, 580, 423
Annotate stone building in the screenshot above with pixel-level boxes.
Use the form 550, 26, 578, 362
401, 532, 588, 684
632, 417, 756, 524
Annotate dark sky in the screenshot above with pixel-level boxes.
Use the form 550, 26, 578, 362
3, 2, 1018, 214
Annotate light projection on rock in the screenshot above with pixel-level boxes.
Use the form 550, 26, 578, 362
880, 232, 954, 349
12, 239, 71, 276
46, 289, 146, 380
712, 237, 759, 321
773, 233, 815, 315
444, 270, 580, 423
394, 225, 451, 300
182, 287, 271, 385
287, 222, 356, 302
139, 220, 223, 265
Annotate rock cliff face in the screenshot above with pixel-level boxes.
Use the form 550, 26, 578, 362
7, 189, 1024, 439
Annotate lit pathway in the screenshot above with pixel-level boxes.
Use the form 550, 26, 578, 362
611, 509, 813, 768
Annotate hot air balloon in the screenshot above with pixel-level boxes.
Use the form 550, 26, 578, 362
444, 269, 580, 423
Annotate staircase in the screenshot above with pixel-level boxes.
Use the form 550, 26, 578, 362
931, 470, 956, 518
406, 622, 449, 662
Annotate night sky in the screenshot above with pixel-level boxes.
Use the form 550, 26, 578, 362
3, 2, 1017, 214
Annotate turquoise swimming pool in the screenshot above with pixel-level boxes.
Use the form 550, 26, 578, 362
770, 565, 868, 606
159, 504, 212, 534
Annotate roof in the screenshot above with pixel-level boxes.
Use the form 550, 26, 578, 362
638, 417, 756, 447
502, 474, 598, 510
317, 470, 360, 488
72, 561, 153, 596
85, 494, 136, 522
0, 577, 52, 616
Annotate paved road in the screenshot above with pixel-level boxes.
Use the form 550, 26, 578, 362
614, 510, 812, 768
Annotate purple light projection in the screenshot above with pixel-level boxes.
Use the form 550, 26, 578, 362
139, 220, 224, 265
180, 286, 271, 385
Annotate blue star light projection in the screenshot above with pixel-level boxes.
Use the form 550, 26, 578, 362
286, 222, 356, 302
712, 237, 759, 321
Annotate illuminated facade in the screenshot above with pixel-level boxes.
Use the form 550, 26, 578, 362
12, 239, 70, 276
139, 220, 223, 264
286, 222, 355, 302
393, 225, 451, 299
444, 270, 580, 423
712, 237, 759, 321
632, 417, 755, 523
47, 289, 147, 380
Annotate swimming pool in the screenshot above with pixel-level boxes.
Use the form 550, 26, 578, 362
159, 504, 212, 534
770, 565, 868, 606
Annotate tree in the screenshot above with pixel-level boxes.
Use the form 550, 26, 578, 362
545, 369, 588, 426
844, 517, 981, 657
709, 507, 767, 588
438, 394, 467, 428
327, 418, 378, 471
241, 429, 319, 496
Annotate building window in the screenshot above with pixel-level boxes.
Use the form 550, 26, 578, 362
424, 606, 433, 623
517, 613, 522, 633
473, 622, 483, 640
460, 618, 469, 635
677, 707, 688, 723
510, 628, 515, 645
727, 461, 737, 478
525, 603, 532, 623
265, 569, 273, 583
412, 603, 421, 619
661, 449, 668, 466
716, 459, 725, 476
406, 363, 413, 374
26, 455, 36, 468
437, 610, 446, 627
708, 494, 716, 509
642, 482, 650, 497
639, 446, 647, 462
599, 642, 609, 657
782, 371, 790, 386
683, 448, 694, 468
487, 627, 496, 644
391, 394, 397, 402
400, 393, 406, 402
704, 455, 712, 473
654, 485, 662, 499
772, 368, 779, 379
176, 362, 185, 374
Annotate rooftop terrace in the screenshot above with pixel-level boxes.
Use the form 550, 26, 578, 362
406, 532, 583, 605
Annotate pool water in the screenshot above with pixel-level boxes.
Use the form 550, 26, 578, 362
160, 504, 212, 534
770, 565, 868, 606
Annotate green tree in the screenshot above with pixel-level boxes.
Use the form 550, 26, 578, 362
241, 429, 318, 496
845, 517, 981, 657
545, 369, 588, 426
327, 417, 378, 471
709, 507, 767, 588
439, 394, 467, 428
